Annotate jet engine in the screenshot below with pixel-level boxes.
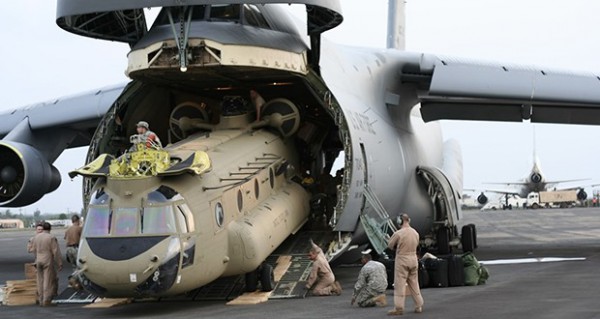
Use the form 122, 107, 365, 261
530, 173, 542, 184
477, 192, 488, 205
577, 189, 587, 200
0, 142, 61, 207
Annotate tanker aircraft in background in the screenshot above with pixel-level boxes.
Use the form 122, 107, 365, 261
2, 0, 600, 298
472, 155, 591, 207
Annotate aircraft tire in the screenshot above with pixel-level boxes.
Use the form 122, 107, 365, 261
467, 224, 478, 248
437, 227, 450, 254
245, 271, 259, 292
461, 225, 475, 253
260, 263, 276, 292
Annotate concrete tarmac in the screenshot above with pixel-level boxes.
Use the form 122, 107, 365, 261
1, 208, 600, 318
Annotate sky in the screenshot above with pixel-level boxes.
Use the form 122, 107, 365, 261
2, 1, 600, 214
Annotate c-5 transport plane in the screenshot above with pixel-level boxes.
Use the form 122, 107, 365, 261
2, 1, 600, 298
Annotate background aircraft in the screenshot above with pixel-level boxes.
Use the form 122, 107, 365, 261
472, 156, 590, 204
471, 129, 592, 204
2, 0, 600, 298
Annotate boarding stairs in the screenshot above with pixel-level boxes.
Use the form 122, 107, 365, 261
359, 184, 398, 255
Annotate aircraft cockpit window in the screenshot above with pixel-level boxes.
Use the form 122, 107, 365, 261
83, 206, 110, 237
178, 204, 195, 232
148, 189, 169, 203
90, 189, 109, 205
209, 4, 241, 22
114, 208, 139, 235
176, 206, 189, 233
152, 4, 271, 30
153, 6, 208, 26
243, 4, 269, 28
156, 185, 178, 200
142, 205, 177, 234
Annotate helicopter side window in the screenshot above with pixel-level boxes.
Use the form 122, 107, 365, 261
83, 206, 110, 237
114, 208, 139, 235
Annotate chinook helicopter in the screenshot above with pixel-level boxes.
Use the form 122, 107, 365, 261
2, 1, 600, 298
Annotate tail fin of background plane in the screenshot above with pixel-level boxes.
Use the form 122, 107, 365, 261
387, 0, 405, 50
533, 125, 540, 168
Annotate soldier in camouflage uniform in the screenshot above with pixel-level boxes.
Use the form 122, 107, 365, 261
351, 251, 388, 307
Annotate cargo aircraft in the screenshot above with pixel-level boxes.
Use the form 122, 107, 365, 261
2, 1, 600, 298
472, 133, 590, 206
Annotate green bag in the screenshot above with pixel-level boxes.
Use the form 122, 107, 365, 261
464, 264, 479, 286
478, 266, 490, 285
461, 252, 479, 267
462, 252, 490, 285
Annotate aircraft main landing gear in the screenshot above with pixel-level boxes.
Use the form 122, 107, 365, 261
260, 263, 275, 291
244, 263, 275, 292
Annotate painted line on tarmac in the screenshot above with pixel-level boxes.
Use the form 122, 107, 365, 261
480, 257, 586, 265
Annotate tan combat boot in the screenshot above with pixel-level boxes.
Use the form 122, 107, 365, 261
373, 294, 387, 307
387, 308, 403, 316
331, 281, 342, 295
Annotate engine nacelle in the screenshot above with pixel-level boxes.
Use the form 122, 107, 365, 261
0, 141, 61, 207
577, 189, 587, 200
477, 193, 488, 205
530, 173, 542, 184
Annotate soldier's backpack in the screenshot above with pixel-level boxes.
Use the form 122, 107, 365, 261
462, 252, 490, 286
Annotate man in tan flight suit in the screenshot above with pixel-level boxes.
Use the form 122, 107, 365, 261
387, 214, 424, 316
27, 223, 44, 253
31, 222, 63, 306
64, 215, 82, 268
305, 241, 342, 296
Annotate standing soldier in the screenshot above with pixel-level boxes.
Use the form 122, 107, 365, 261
133, 121, 162, 149
387, 214, 424, 316
351, 250, 388, 307
64, 215, 82, 269
27, 223, 44, 253
305, 241, 342, 296
31, 222, 63, 306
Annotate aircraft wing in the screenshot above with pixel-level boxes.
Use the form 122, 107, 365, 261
464, 188, 520, 196
403, 54, 600, 124
483, 182, 529, 187
550, 182, 600, 191
544, 178, 589, 185
0, 83, 127, 149
0, 82, 127, 207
